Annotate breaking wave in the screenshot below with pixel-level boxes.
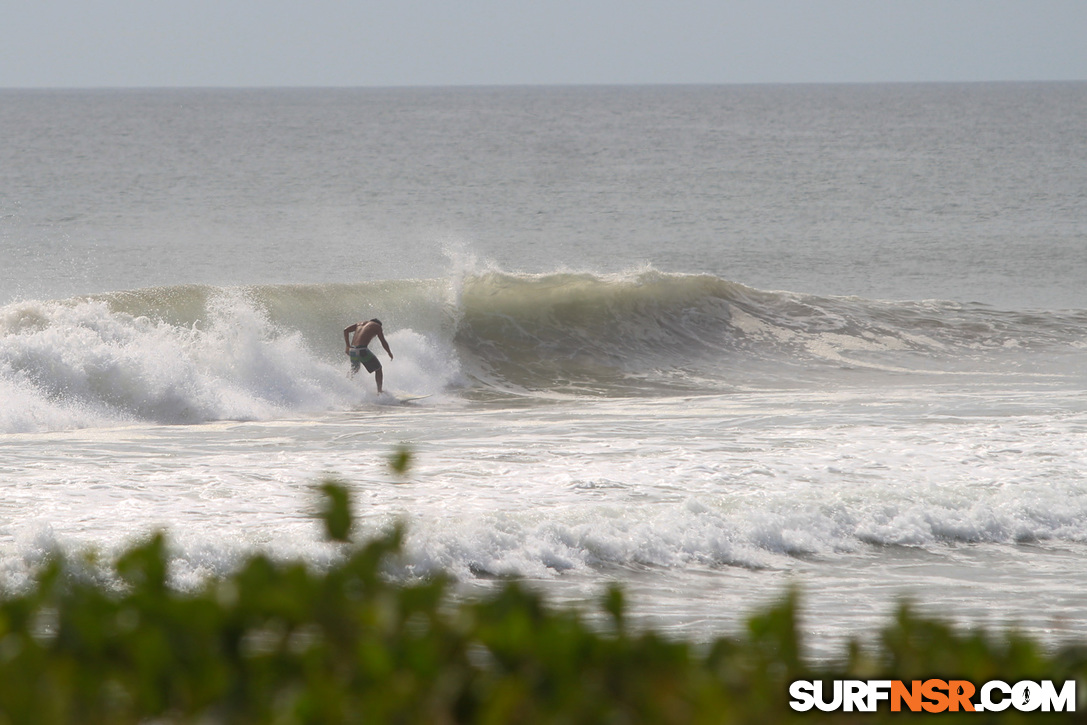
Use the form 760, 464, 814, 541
2, 267, 1085, 432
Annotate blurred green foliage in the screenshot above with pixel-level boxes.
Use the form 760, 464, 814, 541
387, 444, 414, 478
0, 480, 1083, 723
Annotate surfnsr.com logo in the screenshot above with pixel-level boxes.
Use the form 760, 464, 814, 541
789, 679, 1076, 713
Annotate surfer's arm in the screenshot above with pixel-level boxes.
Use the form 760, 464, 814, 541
343, 323, 358, 353
378, 331, 393, 360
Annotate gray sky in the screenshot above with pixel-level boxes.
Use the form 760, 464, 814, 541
3, 0, 1086, 88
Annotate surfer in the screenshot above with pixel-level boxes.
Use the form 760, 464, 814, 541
343, 319, 393, 393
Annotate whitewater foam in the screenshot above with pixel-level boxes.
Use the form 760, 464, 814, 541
0, 291, 351, 432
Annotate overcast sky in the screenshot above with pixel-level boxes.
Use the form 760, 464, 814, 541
3, 0, 1086, 88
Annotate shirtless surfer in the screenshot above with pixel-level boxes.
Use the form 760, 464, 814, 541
344, 319, 393, 393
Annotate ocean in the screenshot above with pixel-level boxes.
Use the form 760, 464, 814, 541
1, 83, 1085, 657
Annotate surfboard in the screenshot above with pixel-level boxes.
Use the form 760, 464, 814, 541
386, 391, 433, 404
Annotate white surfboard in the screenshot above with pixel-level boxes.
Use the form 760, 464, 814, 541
386, 391, 433, 404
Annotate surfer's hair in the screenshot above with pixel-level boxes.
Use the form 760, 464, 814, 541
370, 318, 382, 326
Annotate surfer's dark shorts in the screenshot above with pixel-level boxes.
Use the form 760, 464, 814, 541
349, 346, 381, 374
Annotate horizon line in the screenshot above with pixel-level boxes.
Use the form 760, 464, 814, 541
3, 78, 1086, 93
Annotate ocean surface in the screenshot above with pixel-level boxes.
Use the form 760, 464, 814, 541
2, 84, 1086, 656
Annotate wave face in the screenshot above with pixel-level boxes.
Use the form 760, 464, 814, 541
453, 268, 1087, 394
2, 269, 1085, 432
